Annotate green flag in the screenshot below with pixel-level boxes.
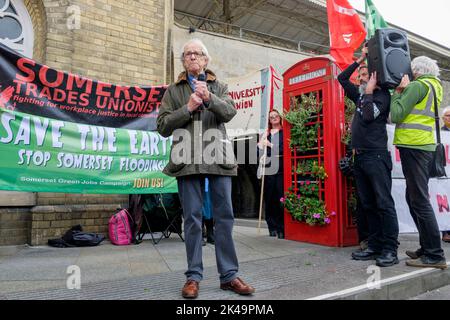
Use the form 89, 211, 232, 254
365, 0, 388, 39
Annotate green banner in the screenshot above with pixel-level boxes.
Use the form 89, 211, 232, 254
365, 0, 388, 39
0, 108, 176, 194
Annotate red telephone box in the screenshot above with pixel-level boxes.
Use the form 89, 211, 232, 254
282, 57, 357, 247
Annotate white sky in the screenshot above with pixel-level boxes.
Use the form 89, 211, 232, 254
348, 0, 450, 48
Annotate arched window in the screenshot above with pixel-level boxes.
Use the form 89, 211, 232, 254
0, 0, 34, 58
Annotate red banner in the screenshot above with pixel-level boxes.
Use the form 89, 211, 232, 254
0, 43, 166, 131
326, 0, 366, 71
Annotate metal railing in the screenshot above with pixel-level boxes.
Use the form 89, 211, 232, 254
174, 10, 450, 80
174, 10, 330, 55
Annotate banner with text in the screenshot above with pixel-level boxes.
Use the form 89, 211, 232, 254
0, 108, 176, 194
386, 124, 450, 232
0, 43, 166, 131
225, 67, 272, 138
393, 179, 450, 233
387, 124, 450, 178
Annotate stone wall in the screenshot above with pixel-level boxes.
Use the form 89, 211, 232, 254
0, 208, 32, 245
30, 204, 121, 246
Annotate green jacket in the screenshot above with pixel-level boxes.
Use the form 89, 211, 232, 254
390, 75, 443, 151
157, 69, 238, 177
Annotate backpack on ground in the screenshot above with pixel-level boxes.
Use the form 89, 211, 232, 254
109, 208, 133, 245
48, 224, 105, 247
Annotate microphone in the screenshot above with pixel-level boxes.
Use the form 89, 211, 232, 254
196, 74, 207, 111
197, 73, 206, 82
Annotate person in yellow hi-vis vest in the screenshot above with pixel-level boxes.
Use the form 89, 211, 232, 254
391, 56, 447, 270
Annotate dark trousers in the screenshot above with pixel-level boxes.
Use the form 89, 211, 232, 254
353, 150, 399, 253
398, 147, 445, 261
356, 195, 369, 243
177, 175, 239, 283
263, 173, 284, 233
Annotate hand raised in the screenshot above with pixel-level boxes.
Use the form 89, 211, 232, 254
361, 46, 368, 58
395, 74, 410, 94
187, 93, 203, 112
365, 72, 377, 94
193, 79, 210, 102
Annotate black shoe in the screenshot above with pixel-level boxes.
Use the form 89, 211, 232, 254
405, 248, 424, 260
277, 231, 284, 239
376, 252, 399, 267
352, 248, 381, 261
269, 231, 277, 237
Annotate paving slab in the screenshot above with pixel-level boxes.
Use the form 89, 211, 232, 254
0, 219, 449, 300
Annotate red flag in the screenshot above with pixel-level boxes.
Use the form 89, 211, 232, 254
327, 0, 366, 71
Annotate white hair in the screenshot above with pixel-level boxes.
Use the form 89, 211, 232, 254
443, 106, 450, 115
411, 56, 440, 78
180, 38, 211, 63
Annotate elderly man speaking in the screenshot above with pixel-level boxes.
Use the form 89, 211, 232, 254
157, 39, 255, 299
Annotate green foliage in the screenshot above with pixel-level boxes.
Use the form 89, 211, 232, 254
281, 190, 332, 226
311, 161, 328, 180
285, 94, 322, 150
298, 180, 319, 198
282, 94, 335, 226
295, 159, 314, 175
296, 160, 328, 180
341, 97, 356, 145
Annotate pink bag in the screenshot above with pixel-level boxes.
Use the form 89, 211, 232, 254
109, 209, 133, 245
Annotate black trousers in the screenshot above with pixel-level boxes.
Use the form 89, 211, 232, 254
353, 150, 399, 253
263, 173, 284, 233
356, 195, 369, 243
398, 147, 445, 261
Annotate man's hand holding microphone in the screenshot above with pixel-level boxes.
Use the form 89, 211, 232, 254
187, 74, 210, 114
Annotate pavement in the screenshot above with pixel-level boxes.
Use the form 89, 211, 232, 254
0, 218, 449, 300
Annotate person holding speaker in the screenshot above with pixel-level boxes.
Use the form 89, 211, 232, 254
391, 56, 447, 269
338, 46, 399, 268
157, 38, 255, 299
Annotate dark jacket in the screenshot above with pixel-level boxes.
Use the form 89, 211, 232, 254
258, 130, 284, 175
157, 69, 238, 177
337, 62, 391, 150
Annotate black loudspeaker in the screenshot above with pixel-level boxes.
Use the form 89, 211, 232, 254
368, 28, 413, 88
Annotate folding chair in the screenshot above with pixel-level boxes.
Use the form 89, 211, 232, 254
135, 193, 184, 245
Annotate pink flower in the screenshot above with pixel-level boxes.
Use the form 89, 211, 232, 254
311, 187, 315, 191
325, 218, 331, 224
331, 211, 336, 216
313, 213, 321, 219
300, 181, 304, 186
280, 197, 285, 203
297, 195, 301, 199
306, 181, 311, 185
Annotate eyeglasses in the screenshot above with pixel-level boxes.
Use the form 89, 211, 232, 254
183, 51, 205, 59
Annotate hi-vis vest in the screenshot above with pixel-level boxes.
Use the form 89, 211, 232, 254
394, 77, 443, 146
